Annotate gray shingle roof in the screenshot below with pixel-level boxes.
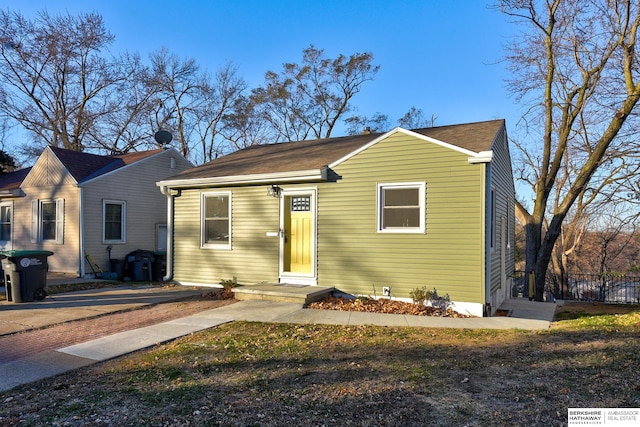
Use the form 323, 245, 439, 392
171, 119, 505, 181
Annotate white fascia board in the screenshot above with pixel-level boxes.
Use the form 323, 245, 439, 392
328, 128, 399, 168
157, 168, 326, 190
329, 127, 482, 168
468, 151, 493, 163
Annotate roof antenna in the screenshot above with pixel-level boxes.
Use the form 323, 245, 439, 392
154, 130, 173, 149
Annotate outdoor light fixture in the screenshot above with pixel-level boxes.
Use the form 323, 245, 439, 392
268, 184, 281, 198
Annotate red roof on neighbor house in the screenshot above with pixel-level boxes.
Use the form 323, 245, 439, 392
0, 147, 164, 193
50, 146, 163, 182
0, 167, 32, 193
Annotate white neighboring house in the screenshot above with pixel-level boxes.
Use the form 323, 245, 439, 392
0, 146, 192, 277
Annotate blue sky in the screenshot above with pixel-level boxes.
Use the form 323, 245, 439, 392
8, 0, 523, 134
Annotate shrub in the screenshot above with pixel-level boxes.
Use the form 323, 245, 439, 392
410, 286, 452, 310
410, 286, 432, 306
429, 288, 452, 310
219, 278, 238, 288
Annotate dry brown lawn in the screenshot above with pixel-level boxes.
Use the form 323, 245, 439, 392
0, 301, 638, 426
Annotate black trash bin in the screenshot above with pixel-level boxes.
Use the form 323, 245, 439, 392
0, 250, 54, 303
109, 258, 125, 281
125, 250, 154, 282
152, 252, 167, 282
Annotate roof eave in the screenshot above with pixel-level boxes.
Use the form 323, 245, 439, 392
157, 168, 328, 190
468, 151, 493, 164
0, 189, 25, 198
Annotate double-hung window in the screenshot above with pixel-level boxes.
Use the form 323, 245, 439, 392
31, 199, 64, 243
0, 202, 11, 243
201, 192, 231, 249
377, 182, 425, 233
103, 200, 126, 243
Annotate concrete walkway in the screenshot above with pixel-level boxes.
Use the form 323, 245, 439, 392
0, 287, 557, 392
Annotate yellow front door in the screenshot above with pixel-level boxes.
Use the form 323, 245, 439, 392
284, 195, 313, 274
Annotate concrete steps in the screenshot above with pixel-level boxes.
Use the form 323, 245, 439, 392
232, 284, 334, 305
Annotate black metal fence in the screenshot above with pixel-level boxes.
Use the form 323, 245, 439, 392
513, 271, 640, 304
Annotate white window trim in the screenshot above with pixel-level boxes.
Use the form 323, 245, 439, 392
0, 201, 12, 243
201, 191, 232, 250
377, 182, 426, 233
31, 199, 64, 244
103, 200, 126, 244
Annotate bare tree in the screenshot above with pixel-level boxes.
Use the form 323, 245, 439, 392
252, 45, 380, 142
220, 95, 273, 151
398, 107, 437, 129
146, 50, 248, 163
146, 47, 208, 159
194, 62, 247, 163
571, 205, 640, 276
502, 0, 640, 300
344, 112, 390, 135
85, 51, 158, 154
0, 9, 134, 152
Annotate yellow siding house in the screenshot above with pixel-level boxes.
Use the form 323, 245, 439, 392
158, 120, 515, 316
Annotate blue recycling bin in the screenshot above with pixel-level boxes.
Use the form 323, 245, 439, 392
0, 250, 53, 303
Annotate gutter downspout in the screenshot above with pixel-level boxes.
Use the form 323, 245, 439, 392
484, 162, 492, 316
469, 151, 493, 317
159, 184, 175, 281
79, 185, 85, 278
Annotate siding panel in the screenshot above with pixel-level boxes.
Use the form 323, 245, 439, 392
170, 128, 514, 312
487, 126, 516, 306
173, 186, 280, 285
318, 132, 485, 303
11, 186, 80, 274
82, 150, 192, 274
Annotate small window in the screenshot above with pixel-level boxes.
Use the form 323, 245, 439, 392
32, 199, 64, 243
291, 196, 311, 212
103, 200, 126, 243
377, 182, 425, 233
0, 203, 11, 242
201, 192, 231, 249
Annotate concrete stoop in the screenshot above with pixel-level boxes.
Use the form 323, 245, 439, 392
232, 284, 334, 305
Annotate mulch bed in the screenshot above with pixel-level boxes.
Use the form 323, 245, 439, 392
306, 295, 475, 317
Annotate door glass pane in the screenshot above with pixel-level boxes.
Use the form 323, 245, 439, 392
291, 196, 311, 212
